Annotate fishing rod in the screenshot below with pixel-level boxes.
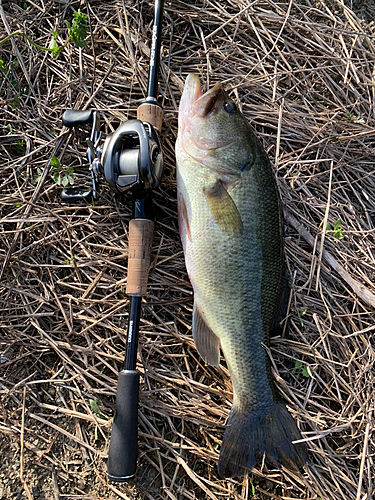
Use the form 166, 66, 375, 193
60, 0, 165, 482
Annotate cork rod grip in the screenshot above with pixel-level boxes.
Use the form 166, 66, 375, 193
137, 102, 163, 132
126, 219, 154, 296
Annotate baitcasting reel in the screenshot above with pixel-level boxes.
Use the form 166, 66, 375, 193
61, 107, 164, 202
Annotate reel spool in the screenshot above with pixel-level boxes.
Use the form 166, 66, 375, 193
101, 119, 163, 193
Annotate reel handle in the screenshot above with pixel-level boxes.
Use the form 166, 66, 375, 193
60, 110, 100, 203
62, 109, 94, 127
60, 187, 94, 203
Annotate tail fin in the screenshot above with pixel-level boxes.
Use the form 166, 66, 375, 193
217, 401, 307, 478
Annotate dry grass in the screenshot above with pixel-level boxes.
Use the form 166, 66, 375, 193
1, 0, 375, 499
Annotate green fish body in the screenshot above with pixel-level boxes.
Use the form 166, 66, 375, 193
176, 74, 307, 477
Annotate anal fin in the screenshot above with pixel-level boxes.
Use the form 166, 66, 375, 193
193, 303, 220, 367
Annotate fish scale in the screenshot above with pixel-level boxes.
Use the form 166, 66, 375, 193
179, 146, 276, 401
176, 74, 308, 477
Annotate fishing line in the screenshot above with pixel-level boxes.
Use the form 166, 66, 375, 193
124, 0, 145, 120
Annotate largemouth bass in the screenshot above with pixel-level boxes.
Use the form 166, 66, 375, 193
175, 74, 307, 477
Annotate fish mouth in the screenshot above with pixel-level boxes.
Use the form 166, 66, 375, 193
178, 75, 234, 161
181, 74, 223, 117
192, 81, 223, 117
182, 74, 203, 108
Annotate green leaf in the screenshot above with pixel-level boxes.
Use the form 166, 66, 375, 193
302, 366, 310, 377
59, 167, 76, 187
89, 397, 102, 414
343, 109, 364, 124
51, 155, 60, 169
326, 219, 344, 240
333, 219, 341, 231
335, 229, 343, 240
33, 167, 42, 184
89, 397, 109, 420
53, 172, 61, 185
66, 12, 88, 48
292, 360, 311, 377
249, 479, 256, 497
48, 31, 59, 58
292, 307, 306, 327
11, 95, 20, 108
292, 360, 302, 375
354, 116, 365, 124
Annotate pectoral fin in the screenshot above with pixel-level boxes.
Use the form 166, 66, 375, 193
193, 303, 220, 367
178, 192, 192, 242
203, 180, 243, 237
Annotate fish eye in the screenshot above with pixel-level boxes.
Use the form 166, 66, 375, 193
224, 102, 236, 114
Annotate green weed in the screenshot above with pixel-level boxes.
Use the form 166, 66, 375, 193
51, 156, 75, 187
326, 219, 343, 240
0, 12, 88, 58
65, 12, 88, 48
343, 110, 365, 124
1, 57, 28, 105
292, 360, 311, 378
292, 308, 307, 327
89, 397, 110, 420
33, 168, 42, 184
250, 479, 256, 497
